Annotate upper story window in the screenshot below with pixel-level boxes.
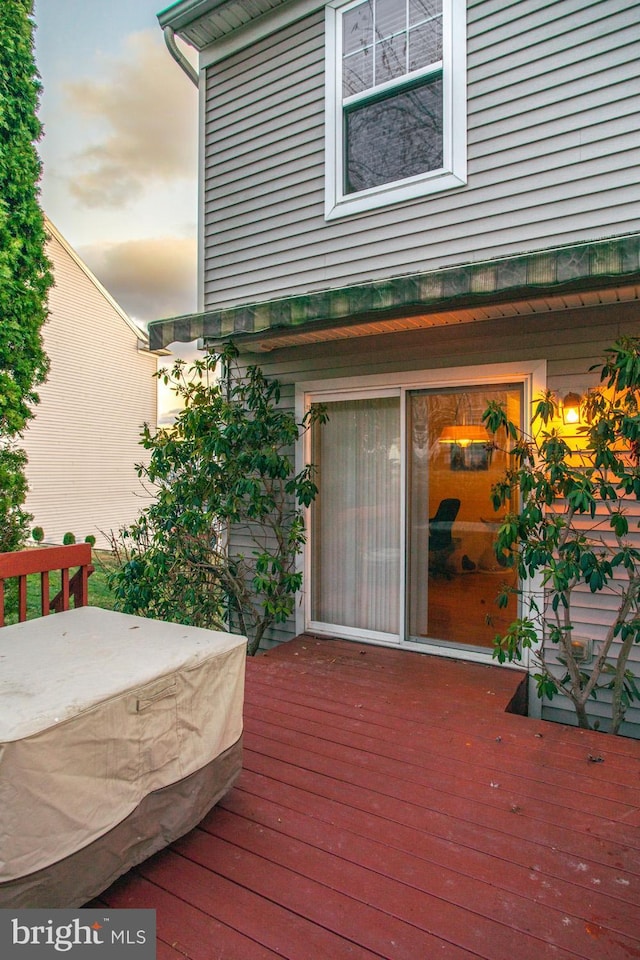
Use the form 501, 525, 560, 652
325, 0, 466, 219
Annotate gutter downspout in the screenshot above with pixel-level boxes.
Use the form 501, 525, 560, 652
163, 26, 199, 87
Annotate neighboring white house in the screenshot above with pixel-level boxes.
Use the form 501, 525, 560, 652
151, 0, 640, 734
22, 219, 159, 550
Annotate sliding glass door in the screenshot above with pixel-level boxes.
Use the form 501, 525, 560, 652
308, 381, 521, 651
310, 395, 401, 639
406, 385, 520, 650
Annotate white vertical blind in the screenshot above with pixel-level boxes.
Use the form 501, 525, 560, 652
311, 396, 401, 633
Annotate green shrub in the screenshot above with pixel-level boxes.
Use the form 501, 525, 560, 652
84, 534, 96, 547
110, 344, 327, 655
62, 532, 76, 545
0, 446, 31, 552
0, 3, 52, 552
483, 336, 640, 734
31, 525, 44, 543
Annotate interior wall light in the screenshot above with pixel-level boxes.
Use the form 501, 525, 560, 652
438, 394, 491, 470
438, 424, 490, 448
562, 392, 582, 425
438, 393, 489, 447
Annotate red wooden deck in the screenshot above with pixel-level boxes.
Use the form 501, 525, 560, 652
93, 636, 640, 959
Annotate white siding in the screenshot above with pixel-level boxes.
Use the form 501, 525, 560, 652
22, 229, 158, 550
202, 0, 640, 308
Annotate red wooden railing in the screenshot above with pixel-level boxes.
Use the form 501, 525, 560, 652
0, 544, 94, 627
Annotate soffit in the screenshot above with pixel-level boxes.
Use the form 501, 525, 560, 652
148, 234, 640, 352
244, 284, 640, 351
158, 0, 292, 48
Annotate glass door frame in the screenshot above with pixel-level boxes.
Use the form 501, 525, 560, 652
296, 360, 546, 667
303, 385, 404, 646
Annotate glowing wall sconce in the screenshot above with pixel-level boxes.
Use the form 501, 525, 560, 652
569, 637, 593, 662
562, 392, 583, 425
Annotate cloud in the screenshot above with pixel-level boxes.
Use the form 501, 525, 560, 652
64, 30, 197, 208
80, 235, 197, 325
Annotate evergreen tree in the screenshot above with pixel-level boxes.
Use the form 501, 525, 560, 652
0, 0, 52, 550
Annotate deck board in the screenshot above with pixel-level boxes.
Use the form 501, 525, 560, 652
95, 636, 640, 959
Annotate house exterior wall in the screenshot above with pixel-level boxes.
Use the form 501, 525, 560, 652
21, 227, 158, 551
202, 0, 640, 310
236, 301, 640, 735
159, 0, 640, 735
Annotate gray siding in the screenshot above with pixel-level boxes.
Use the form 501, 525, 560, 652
203, 0, 640, 309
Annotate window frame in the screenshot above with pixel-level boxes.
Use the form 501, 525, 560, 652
324, 0, 467, 220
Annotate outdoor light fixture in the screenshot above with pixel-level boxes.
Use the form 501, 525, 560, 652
562, 391, 583, 425
569, 637, 593, 662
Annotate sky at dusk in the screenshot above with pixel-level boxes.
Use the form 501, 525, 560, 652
33, 0, 199, 337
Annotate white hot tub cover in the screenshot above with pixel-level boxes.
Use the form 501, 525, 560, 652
0, 607, 246, 883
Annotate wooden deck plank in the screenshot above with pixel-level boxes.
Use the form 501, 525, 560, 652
202, 799, 638, 959
250, 641, 640, 759
246, 683, 640, 792
172, 830, 484, 960
137, 848, 406, 960
242, 727, 640, 873
232, 766, 640, 913
247, 669, 640, 776
218, 783, 640, 940
243, 698, 640, 814
98, 874, 282, 959
96, 636, 640, 959
241, 745, 640, 898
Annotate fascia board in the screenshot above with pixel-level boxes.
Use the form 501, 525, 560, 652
157, 0, 229, 30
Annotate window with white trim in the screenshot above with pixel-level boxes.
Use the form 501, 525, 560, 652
325, 0, 466, 219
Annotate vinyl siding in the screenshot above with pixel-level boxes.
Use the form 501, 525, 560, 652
22, 230, 158, 551
229, 302, 640, 733
202, 0, 640, 308
538, 500, 640, 736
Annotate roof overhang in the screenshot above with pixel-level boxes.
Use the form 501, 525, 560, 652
148, 234, 640, 353
157, 0, 293, 49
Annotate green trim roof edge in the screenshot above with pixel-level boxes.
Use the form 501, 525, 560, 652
157, 0, 226, 29
148, 233, 640, 351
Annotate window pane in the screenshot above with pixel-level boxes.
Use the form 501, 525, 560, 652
345, 76, 443, 193
343, 49, 374, 96
409, 17, 442, 70
375, 0, 406, 40
407, 386, 520, 648
311, 397, 401, 635
375, 33, 407, 84
409, 0, 442, 27
343, 1, 374, 56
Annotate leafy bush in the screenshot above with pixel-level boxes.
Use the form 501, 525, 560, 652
110, 344, 326, 655
32, 526, 44, 543
0, 446, 31, 553
483, 337, 640, 734
84, 534, 96, 547
62, 532, 76, 545
0, 1, 52, 554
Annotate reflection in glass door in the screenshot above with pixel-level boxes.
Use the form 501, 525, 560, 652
407, 385, 521, 649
